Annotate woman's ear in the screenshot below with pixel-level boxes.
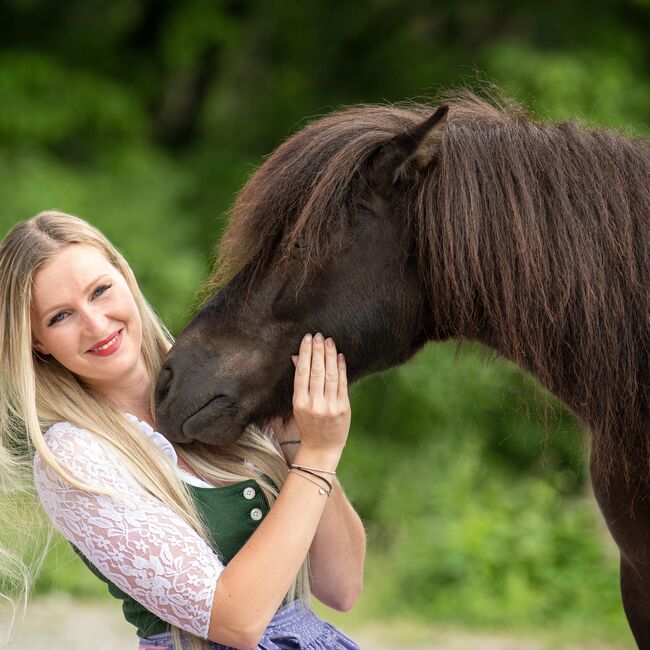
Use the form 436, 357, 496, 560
33, 339, 49, 355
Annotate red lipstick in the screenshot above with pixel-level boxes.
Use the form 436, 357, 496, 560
87, 329, 123, 356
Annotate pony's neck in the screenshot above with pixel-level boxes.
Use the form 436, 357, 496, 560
426, 116, 649, 449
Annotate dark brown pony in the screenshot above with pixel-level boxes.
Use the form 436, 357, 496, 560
154, 91, 650, 646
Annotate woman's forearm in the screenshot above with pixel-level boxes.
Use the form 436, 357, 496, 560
308, 478, 366, 610
280, 430, 366, 611
207, 446, 340, 649
274, 420, 366, 611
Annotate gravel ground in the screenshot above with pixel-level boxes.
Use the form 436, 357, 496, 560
2, 595, 634, 650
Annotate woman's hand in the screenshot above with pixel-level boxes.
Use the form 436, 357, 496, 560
291, 333, 350, 467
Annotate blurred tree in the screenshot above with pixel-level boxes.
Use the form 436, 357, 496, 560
1, 0, 646, 639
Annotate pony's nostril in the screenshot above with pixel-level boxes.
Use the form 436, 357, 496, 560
155, 366, 173, 407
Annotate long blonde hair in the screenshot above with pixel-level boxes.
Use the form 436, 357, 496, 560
0, 211, 309, 649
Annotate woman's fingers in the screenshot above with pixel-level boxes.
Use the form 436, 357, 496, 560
292, 333, 350, 457
337, 352, 348, 402
293, 334, 312, 405
293, 333, 346, 405
324, 337, 339, 403
309, 333, 326, 397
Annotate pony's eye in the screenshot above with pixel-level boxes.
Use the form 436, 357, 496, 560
291, 236, 308, 257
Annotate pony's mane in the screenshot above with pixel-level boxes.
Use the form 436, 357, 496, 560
209, 90, 530, 288
210, 89, 650, 481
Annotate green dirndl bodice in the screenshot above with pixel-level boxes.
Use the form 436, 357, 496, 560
70, 478, 270, 638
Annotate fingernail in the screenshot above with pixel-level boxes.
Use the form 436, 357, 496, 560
314, 332, 323, 342
304, 333, 312, 342
338, 353, 345, 361
326, 338, 334, 348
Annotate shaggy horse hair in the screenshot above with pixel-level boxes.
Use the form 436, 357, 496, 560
156, 90, 650, 646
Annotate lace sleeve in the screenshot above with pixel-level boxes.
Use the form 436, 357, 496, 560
33, 421, 223, 639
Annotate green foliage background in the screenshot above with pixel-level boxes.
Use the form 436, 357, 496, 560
2, 0, 648, 644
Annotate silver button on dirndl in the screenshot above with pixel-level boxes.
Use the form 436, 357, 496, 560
243, 486, 256, 500
250, 508, 263, 521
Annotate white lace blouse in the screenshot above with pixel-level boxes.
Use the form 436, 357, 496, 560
33, 415, 228, 639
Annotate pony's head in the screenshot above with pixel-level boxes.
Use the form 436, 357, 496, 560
155, 90, 650, 486
155, 104, 450, 445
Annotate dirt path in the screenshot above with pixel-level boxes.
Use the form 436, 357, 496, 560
2, 595, 634, 650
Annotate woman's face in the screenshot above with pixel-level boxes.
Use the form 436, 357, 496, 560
31, 244, 145, 390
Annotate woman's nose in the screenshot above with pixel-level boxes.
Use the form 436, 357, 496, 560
80, 308, 109, 338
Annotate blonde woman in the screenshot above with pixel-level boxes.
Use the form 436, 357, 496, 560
0, 211, 365, 650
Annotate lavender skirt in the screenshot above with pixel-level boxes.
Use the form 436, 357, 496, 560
138, 601, 359, 650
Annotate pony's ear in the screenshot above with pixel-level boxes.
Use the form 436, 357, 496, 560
369, 104, 448, 192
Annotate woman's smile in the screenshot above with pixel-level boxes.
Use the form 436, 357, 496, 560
87, 327, 124, 356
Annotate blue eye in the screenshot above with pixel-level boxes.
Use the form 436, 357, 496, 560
92, 284, 111, 299
46, 284, 111, 327
48, 312, 68, 326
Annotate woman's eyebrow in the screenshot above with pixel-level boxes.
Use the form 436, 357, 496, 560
40, 274, 111, 319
